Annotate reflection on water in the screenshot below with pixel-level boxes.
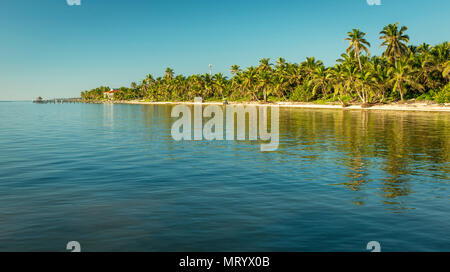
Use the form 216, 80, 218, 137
281, 109, 449, 212
281, 110, 448, 201
0, 102, 449, 251
103, 103, 114, 127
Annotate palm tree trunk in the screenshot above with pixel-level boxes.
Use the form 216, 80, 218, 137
253, 90, 259, 101
355, 48, 363, 71
397, 83, 404, 101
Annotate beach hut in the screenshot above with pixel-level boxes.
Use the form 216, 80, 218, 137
103, 89, 121, 99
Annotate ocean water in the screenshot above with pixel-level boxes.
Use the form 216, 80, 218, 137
0, 102, 449, 252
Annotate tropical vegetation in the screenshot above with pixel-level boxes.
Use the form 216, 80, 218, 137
81, 23, 450, 104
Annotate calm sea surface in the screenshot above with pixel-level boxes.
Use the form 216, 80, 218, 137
0, 102, 449, 251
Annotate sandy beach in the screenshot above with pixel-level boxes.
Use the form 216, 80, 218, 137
106, 100, 450, 112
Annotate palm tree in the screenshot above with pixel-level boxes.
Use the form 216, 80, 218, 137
144, 74, 155, 99
258, 71, 272, 102
328, 65, 346, 102
173, 75, 186, 100
230, 74, 243, 99
230, 65, 241, 75
276, 57, 287, 69
308, 67, 331, 98
286, 63, 303, 87
140, 79, 147, 98
379, 23, 410, 63
429, 42, 450, 83
164, 68, 174, 80
81, 25, 448, 105
413, 42, 449, 90
213, 73, 228, 99
387, 58, 423, 101
302, 57, 324, 80
258, 58, 273, 72
188, 74, 204, 98
341, 61, 360, 101
443, 60, 450, 81
242, 66, 258, 100
345, 29, 371, 71
272, 72, 290, 99
201, 73, 213, 98
355, 70, 376, 104
417, 43, 431, 54
369, 56, 390, 102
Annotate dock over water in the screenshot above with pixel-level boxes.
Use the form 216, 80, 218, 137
33, 97, 83, 104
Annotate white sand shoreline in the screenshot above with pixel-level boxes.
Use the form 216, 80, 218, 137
103, 100, 450, 112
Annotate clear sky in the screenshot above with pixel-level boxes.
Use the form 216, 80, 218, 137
1, 0, 449, 100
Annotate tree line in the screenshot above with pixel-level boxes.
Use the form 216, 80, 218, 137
81, 23, 449, 104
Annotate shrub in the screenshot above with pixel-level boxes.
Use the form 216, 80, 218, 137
290, 83, 314, 102
416, 92, 435, 101
433, 84, 450, 104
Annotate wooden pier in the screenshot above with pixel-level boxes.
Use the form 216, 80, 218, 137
33, 97, 83, 104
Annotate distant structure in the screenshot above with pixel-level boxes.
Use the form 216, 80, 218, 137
104, 88, 121, 99
209, 64, 212, 79
33, 97, 81, 103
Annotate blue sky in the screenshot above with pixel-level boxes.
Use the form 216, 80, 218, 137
0, 0, 449, 100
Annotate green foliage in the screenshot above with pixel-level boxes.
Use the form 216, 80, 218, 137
416, 92, 434, 101
290, 83, 314, 102
81, 86, 110, 101
433, 84, 450, 103
81, 25, 449, 105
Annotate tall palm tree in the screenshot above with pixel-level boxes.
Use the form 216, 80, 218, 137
213, 73, 228, 99
387, 58, 423, 101
355, 70, 376, 104
276, 57, 287, 69
309, 67, 332, 98
230, 74, 243, 99
286, 63, 303, 87
414, 42, 449, 89
242, 66, 258, 100
341, 61, 360, 101
329, 65, 346, 101
201, 73, 213, 98
164, 68, 174, 80
140, 79, 147, 98
345, 29, 371, 71
369, 56, 390, 102
429, 42, 450, 83
273, 72, 290, 99
258, 58, 273, 72
302, 57, 324, 81
258, 71, 272, 102
379, 23, 410, 63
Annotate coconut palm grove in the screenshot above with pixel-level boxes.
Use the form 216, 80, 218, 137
81, 23, 449, 105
